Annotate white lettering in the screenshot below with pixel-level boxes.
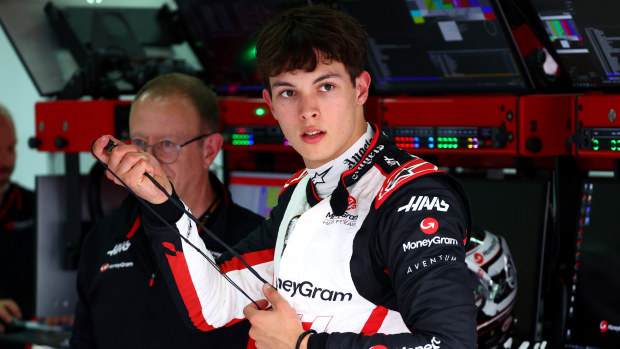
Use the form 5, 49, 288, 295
398, 196, 449, 212
402, 236, 460, 251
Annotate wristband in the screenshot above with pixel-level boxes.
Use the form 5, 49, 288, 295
295, 329, 317, 349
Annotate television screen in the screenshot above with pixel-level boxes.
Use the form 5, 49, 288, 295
564, 180, 620, 348
228, 171, 292, 218
527, 0, 620, 90
337, 0, 532, 95
174, 0, 307, 94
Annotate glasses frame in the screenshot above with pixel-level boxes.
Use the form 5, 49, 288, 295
131, 134, 211, 164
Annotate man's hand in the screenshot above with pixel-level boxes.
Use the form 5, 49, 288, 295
243, 284, 309, 349
93, 135, 172, 204
0, 299, 21, 335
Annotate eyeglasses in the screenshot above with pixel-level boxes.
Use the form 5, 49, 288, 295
131, 134, 210, 164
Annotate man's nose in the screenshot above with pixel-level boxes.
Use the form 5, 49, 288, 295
300, 95, 319, 120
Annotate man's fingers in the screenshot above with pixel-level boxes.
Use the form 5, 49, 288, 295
0, 299, 21, 323
262, 283, 282, 307
92, 135, 114, 163
243, 299, 269, 319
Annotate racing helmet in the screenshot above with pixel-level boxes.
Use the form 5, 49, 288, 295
466, 227, 518, 349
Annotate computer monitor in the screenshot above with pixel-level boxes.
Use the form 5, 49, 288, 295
526, 0, 620, 90
174, 0, 307, 94
228, 171, 292, 218
459, 177, 550, 342
337, 0, 532, 95
35, 174, 127, 317
563, 180, 620, 348
0, 0, 199, 98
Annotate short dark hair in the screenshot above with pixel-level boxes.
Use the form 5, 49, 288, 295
256, 4, 368, 93
132, 73, 220, 132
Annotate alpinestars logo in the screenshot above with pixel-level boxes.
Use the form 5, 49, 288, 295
106, 241, 131, 256
402, 236, 459, 252
277, 278, 352, 302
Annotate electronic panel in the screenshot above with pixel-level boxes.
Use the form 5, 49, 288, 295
527, 0, 620, 90
564, 180, 620, 348
572, 95, 620, 159
32, 100, 130, 153
381, 95, 518, 156
337, 0, 531, 95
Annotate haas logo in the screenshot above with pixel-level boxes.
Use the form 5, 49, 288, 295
347, 196, 357, 210
474, 253, 484, 264
601, 320, 608, 333
420, 217, 439, 235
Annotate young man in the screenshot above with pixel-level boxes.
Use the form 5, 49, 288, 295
0, 105, 36, 335
93, 6, 477, 349
71, 73, 264, 348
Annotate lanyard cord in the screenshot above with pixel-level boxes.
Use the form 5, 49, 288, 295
90, 140, 270, 309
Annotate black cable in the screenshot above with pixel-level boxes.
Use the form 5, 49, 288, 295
91, 139, 271, 309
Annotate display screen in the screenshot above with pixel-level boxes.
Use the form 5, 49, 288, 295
337, 0, 531, 95
564, 180, 620, 348
175, 0, 306, 94
459, 177, 550, 342
228, 171, 292, 218
527, 0, 620, 90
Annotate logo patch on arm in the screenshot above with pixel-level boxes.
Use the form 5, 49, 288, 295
375, 158, 442, 209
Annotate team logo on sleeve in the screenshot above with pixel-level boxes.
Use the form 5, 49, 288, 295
398, 196, 449, 213
420, 217, 438, 234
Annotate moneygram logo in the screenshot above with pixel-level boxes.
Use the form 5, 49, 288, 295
420, 217, 439, 234
600, 320, 620, 333
99, 262, 134, 273
403, 236, 459, 252
277, 278, 352, 302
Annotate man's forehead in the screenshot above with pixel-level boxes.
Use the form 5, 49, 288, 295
269, 62, 347, 86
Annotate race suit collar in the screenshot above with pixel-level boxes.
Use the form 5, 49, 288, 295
306, 123, 374, 200
305, 123, 390, 215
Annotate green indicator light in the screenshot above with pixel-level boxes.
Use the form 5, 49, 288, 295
612, 140, 617, 151
255, 108, 266, 116
438, 137, 444, 142
593, 139, 599, 151
452, 137, 457, 142
454, 144, 458, 149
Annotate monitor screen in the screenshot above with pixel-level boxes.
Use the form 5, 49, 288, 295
459, 177, 550, 342
0, 0, 199, 98
564, 180, 620, 348
174, 0, 306, 95
228, 171, 292, 218
35, 174, 127, 317
527, 0, 620, 90
337, 0, 532, 95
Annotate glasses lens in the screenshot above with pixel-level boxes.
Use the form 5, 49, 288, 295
131, 139, 147, 152
155, 141, 179, 164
